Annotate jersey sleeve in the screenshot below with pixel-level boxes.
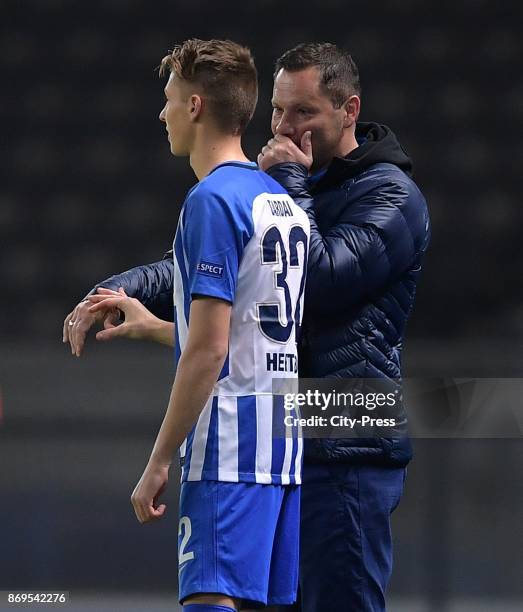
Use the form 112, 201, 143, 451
182, 187, 246, 304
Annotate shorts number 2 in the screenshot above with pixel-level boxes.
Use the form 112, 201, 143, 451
178, 516, 195, 564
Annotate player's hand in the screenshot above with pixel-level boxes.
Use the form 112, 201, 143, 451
131, 460, 169, 524
63, 294, 120, 357
87, 287, 161, 343
257, 131, 313, 171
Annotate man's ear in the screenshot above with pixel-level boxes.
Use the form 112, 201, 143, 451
343, 95, 361, 128
189, 94, 203, 122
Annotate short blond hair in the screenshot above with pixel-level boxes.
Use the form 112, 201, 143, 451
160, 38, 258, 135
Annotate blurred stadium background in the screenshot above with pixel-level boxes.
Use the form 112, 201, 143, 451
1, 0, 522, 610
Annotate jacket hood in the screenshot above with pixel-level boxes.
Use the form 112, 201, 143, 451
311, 122, 413, 192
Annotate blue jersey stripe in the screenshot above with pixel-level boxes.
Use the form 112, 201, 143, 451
202, 397, 219, 480
237, 396, 257, 477
270, 395, 286, 484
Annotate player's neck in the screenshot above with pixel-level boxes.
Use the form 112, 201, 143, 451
190, 131, 250, 180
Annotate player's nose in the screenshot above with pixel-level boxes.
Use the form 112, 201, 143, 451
159, 107, 166, 122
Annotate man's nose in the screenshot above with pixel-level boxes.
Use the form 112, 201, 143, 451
274, 115, 295, 137
159, 107, 166, 122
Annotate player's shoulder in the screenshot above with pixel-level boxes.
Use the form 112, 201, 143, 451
205, 161, 262, 192
186, 162, 256, 206
185, 161, 307, 225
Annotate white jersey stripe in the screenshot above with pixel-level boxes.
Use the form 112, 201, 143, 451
186, 396, 213, 481
293, 430, 303, 485
172, 255, 188, 350
179, 438, 187, 484
179, 211, 190, 278
218, 396, 239, 481
255, 395, 273, 484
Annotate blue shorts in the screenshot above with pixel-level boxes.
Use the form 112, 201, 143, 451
177, 480, 300, 608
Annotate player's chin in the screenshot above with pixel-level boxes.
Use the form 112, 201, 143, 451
170, 142, 189, 157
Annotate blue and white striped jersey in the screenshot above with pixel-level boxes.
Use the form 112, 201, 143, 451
172, 161, 309, 485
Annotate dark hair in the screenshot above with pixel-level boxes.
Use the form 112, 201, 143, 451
274, 42, 361, 107
159, 38, 258, 135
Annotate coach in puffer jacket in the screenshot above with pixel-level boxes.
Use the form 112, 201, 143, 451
90, 122, 430, 468
267, 122, 430, 467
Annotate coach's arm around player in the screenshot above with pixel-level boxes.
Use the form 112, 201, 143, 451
63, 281, 175, 355
63, 255, 175, 356
86, 287, 174, 347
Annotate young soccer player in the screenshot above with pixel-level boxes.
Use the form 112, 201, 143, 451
88, 39, 309, 611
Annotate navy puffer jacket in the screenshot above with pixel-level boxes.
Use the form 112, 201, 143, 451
91, 123, 430, 467
267, 123, 430, 466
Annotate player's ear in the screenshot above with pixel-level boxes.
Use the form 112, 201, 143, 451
189, 94, 203, 122
343, 95, 360, 127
